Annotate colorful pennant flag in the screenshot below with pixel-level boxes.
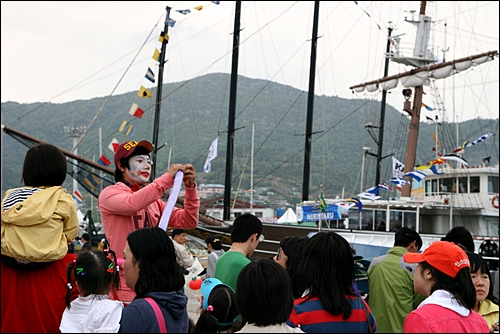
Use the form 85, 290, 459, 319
177, 9, 190, 15
403, 170, 427, 182
194, 5, 203, 11
97, 155, 111, 167
378, 183, 393, 191
211, 1, 220, 4
165, 13, 176, 27
73, 189, 83, 204
138, 86, 152, 98
119, 121, 134, 136
464, 133, 495, 148
158, 32, 165, 43
128, 103, 145, 119
108, 138, 120, 153
440, 154, 469, 165
145, 67, 155, 83
389, 177, 409, 187
204, 137, 218, 173
421, 102, 433, 111
345, 197, 362, 212
318, 192, 327, 213
84, 173, 100, 189
357, 192, 381, 200
152, 49, 160, 61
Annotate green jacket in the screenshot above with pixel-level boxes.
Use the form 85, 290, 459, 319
1, 186, 78, 262
367, 246, 426, 333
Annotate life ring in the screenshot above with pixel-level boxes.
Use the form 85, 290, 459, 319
492, 195, 499, 209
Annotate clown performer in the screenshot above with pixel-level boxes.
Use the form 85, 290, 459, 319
98, 140, 199, 303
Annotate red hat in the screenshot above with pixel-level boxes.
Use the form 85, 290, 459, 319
403, 241, 470, 278
114, 140, 153, 167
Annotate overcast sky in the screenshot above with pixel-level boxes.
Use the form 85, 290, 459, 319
1, 1, 499, 122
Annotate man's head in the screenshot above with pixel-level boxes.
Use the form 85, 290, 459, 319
441, 226, 475, 252
230, 214, 263, 256
113, 140, 153, 184
395, 227, 422, 252
171, 228, 187, 245
81, 233, 90, 243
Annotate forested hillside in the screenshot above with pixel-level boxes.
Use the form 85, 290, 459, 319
2, 73, 498, 206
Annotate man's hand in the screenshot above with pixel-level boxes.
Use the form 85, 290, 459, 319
183, 164, 196, 188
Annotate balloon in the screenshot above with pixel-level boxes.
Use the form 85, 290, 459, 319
189, 277, 202, 290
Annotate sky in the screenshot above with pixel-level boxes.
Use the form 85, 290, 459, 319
1, 1, 499, 122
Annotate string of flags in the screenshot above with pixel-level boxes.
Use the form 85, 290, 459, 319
120, 2, 222, 136
349, 130, 495, 202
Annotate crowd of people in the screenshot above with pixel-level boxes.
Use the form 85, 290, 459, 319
1, 141, 499, 333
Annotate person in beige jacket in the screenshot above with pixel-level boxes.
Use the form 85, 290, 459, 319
1, 143, 78, 264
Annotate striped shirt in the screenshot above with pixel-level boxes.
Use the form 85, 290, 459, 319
287, 295, 377, 333
2, 187, 42, 211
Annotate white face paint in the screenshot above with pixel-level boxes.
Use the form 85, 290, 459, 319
123, 155, 151, 186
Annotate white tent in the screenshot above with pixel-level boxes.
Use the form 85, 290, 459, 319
277, 207, 298, 224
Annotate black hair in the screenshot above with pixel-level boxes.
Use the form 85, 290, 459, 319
300, 231, 356, 319
419, 261, 476, 309
467, 251, 494, 300
236, 258, 294, 326
22, 143, 67, 187
230, 213, 262, 243
114, 146, 151, 183
395, 227, 422, 250
205, 235, 223, 251
192, 285, 239, 333
81, 233, 90, 241
441, 226, 475, 252
280, 236, 308, 298
65, 249, 120, 308
171, 228, 187, 238
127, 227, 184, 296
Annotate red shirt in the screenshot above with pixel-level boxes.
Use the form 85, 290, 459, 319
1, 253, 79, 333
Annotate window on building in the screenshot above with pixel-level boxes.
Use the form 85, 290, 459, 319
458, 177, 468, 193
470, 176, 480, 193
488, 176, 499, 193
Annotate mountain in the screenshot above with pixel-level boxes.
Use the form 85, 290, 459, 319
1, 73, 498, 206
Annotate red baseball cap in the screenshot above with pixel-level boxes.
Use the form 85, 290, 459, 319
114, 140, 153, 167
403, 241, 470, 278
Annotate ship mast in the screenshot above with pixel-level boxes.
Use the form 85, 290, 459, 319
302, 1, 320, 202
223, 1, 242, 221
151, 6, 172, 180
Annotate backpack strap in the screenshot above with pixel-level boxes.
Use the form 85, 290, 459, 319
144, 297, 167, 333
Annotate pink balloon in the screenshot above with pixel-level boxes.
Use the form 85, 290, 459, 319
189, 277, 202, 290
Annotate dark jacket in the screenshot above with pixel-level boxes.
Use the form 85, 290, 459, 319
119, 291, 189, 333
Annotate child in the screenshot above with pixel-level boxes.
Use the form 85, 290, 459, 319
237, 258, 303, 332
60, 249, 123, 333
2, 142, 78, 264
1, 143, 79, 333
287, 232, 377, 333
191, 278, 240, 333
205, 236, 225, 279
466, 251, 499, 332
403, 241, 489, 333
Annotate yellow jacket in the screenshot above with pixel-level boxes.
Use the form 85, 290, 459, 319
1, 186, 78, 262
478, 298, 499, 328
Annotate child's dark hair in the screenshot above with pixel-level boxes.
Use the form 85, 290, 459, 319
419, 261, 476, 309
65, 249, 120, 308
205, 235, 223, 251
22, 143, 67, 187
192, 285, 239, 333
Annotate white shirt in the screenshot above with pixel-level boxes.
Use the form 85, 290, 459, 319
59, 294, 123, 333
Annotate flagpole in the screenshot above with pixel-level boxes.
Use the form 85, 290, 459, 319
151, 6, 171, 180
